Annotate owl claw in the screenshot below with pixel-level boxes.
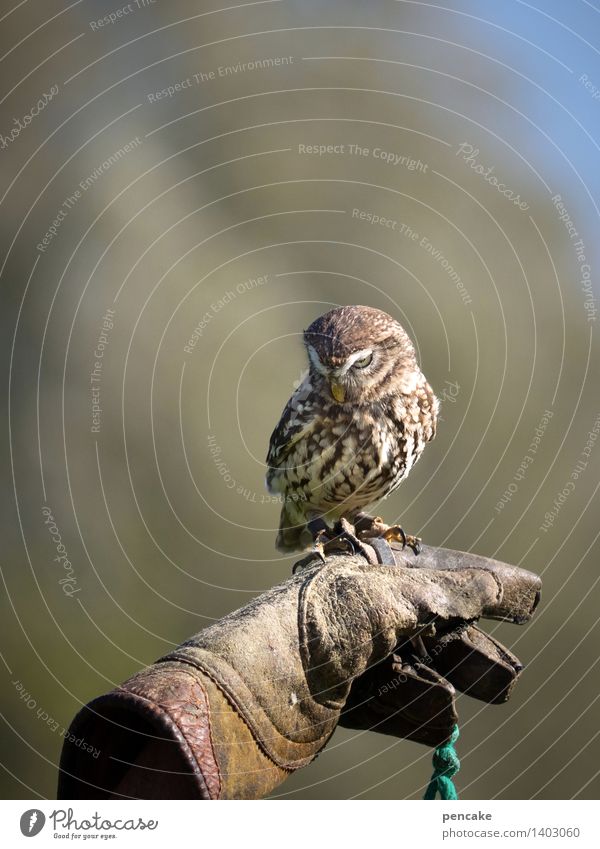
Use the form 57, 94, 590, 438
312, 544, 327, 565
383, 527, 422, 556
353, 513, 422, 555
304, 516, 422, 562
310, 528, 329, 564
330, 535, 357, 556
328, 518, 379, 562
305, 517, 376, 561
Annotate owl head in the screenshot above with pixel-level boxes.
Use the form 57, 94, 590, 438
303, 305, 420, 405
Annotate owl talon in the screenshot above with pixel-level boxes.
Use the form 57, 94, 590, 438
310, 528, 329, 564
313, 538, 348, 558
292, 546, 326, 572
326, 518, 378, 562
312, 544, 327, 564
354, 514, 421, 555
383, 526, 422, 555
305, 517, 376, 561
410, 539, 422, 555
328, 537, 356, 556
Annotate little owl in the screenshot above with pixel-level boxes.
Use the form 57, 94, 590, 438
265, 305, 438, 555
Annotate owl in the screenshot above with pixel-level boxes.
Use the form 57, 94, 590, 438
265, 305, 438, 554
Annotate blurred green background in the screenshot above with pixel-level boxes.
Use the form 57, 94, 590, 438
1, 0, 599, 799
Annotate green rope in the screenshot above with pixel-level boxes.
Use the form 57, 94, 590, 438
424, 724, 460, 800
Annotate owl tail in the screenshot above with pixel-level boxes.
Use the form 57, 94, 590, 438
275, 502, 307, 552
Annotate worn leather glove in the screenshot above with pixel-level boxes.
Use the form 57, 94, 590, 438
338, 543, 539, 746
57, 545, 540, 799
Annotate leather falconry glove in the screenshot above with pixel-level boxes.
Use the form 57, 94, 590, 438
58, 544, 541, 800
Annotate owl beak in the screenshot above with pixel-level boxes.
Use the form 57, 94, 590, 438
330, 380, 346, 403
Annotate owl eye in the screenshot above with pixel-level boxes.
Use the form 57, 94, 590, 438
353, 352, 373, 368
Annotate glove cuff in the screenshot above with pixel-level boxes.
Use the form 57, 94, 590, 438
58, 663, 220, 799
58, 660, 297, 799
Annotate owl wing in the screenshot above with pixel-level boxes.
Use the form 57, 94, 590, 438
266, 374, 316, 477
422, 379, 439, 442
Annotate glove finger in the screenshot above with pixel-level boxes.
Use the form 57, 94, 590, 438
339, 653, 457, 747
390, 544, 541, 624
422, 624, 524, 704
400, 566, 505, 624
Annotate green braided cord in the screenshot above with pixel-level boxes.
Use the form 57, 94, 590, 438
424, 724, 460, 800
